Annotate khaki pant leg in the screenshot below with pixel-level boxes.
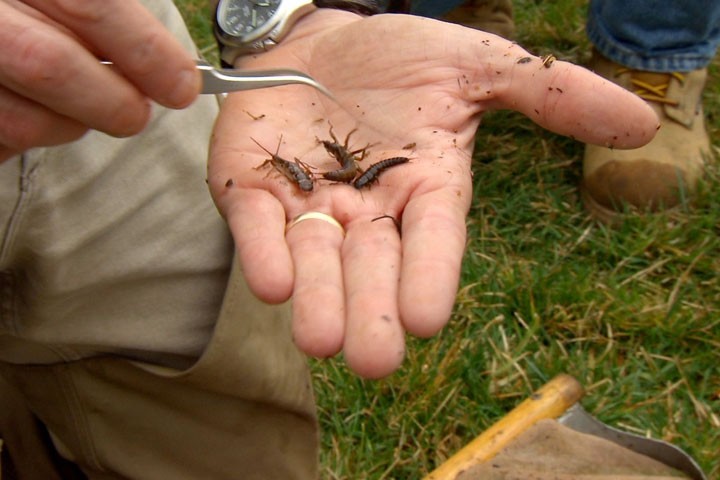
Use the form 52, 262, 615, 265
0, 0, 231, 365
0, 1, 319, 477
0, 258, 319, 480
0, 374, 85, 480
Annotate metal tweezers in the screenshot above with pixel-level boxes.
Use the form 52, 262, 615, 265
196, 60, 333, 98
101, 59, 333, 99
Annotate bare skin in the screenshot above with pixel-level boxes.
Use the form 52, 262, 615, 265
209, 11, 658, 378
0, 3, 658, 379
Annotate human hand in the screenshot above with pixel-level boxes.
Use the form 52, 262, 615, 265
0, 0, 201, 161
208, 11, 658, 378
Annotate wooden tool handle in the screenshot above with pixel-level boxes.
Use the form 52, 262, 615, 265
424, 374, 585, 480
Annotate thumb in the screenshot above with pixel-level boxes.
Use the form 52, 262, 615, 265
466, 52, 659, 149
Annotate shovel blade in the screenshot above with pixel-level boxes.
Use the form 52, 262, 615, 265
558, 404, 706, 480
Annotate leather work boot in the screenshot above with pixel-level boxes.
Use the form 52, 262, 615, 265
442, 0, 516, 39
582, 51, 712, 223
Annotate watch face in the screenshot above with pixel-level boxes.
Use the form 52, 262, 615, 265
217, 0, 282, 38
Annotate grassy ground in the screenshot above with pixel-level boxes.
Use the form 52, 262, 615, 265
178, 1, 719, 478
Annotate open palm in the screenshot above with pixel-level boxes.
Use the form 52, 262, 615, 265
208, 12, 658, 378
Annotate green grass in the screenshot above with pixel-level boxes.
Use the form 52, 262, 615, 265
178, 1, 719, 478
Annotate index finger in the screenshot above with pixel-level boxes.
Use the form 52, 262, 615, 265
23, 0, 200, 109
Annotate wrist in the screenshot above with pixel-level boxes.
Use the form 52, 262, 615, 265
214, 0, 379, 67
232, 8, 362, 68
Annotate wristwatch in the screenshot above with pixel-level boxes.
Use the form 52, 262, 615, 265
214, 0, 380, 66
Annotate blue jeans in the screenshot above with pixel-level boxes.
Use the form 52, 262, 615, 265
392, 0, 720, 72
587, 0, 720, 72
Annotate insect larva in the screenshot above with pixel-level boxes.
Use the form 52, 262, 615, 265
353, 157, 410, 189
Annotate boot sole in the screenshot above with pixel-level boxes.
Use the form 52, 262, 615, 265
580, 182, 686, 225
579, 183, 624, 225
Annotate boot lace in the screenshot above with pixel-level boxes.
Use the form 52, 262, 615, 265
615, 68, 685, 106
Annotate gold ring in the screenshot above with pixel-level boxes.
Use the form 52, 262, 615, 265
286, 212, 345, 235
